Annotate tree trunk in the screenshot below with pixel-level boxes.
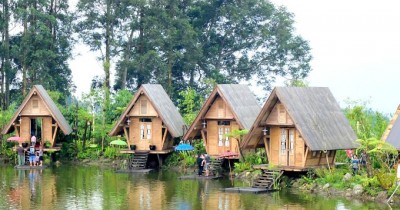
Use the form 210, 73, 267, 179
236, 138, 245, 162
3, 0, 10, 108
82, 120, 88, 149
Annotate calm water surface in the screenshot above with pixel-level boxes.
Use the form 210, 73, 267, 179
0, 165, 395, 210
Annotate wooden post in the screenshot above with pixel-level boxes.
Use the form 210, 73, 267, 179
317, 151, 323, 165
123, 126, 130, 148
157, 154, 162, 168
161, 128, 168, 146
262, 136, 270, 160
52, 123, 58, 146
303, 147, 309, 167
325, 151, 331, 172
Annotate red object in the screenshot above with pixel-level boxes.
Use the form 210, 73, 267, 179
346, 149, 353, 158
7, 136, 24, 142
219, 150, 239, 158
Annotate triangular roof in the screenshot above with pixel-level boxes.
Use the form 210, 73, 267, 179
183, 84, 261, 140
109, 84, 185, 138
2, 85, 73, 135
382, 105, 400, 149
242, 87, 357, 151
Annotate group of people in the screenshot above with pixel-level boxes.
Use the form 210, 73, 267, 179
351, 151, 368, 175
197, 153, 211, 176
16, 135, 44, 167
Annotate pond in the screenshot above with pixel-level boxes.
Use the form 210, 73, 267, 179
0, 165, 393, 210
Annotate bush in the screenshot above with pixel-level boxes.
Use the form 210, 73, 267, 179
376, 170, 395, 190
233, 162, 251, 173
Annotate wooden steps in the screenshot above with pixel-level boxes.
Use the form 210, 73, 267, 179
208, 158, 224, 175
252, 170, 284, 189
129, 152, 149, 169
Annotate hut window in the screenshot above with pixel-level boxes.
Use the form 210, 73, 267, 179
225, 128, 230, 147
312, 151, 317, 157
218, 128, 224, 146
140, 118, 152, 140
140, 100, 147, 114
289, 129, 295, 154
217, 121, 230, 125
32, 99, 39, 108
280, 129, 287, 154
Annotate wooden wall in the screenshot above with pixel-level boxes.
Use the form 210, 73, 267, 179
42, 117, 53, 145
205, 120, 239, 157
129, 116, 168, 151
20, 117, 30, 143
305, 150, 336, 167
129, 95, 158, 117
266, 102, 293, 125
204, 97, 234, 119
20, 95, 51, 116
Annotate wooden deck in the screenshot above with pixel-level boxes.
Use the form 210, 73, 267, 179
115, 169, 153, 173
253, 164, 310, 172
15, 165, 47, 170
13, 147, 61, 152
119, 149, 174, 154
222, 187, 275, 193
178, 175, 222, 180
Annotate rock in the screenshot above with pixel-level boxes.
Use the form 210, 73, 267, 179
310, 183, 318, 192
353, 184, 363, 196
322, 183, 330, 190
82, 159, 90, 163
342, 173, 352, 182
375, 191, 387, 202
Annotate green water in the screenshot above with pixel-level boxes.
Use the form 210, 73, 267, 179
0, 165, 395, 210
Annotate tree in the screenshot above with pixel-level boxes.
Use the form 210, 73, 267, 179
225, 129, 249, 162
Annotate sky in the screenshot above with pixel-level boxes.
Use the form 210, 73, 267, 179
68, 0, 400, 115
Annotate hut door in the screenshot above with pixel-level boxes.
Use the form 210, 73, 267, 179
279, 129, 288, 166
217, 121, 231, 154
280, 128, 295, 166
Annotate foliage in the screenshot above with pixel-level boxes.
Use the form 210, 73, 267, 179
178, 87, 201, 125
113, 0, 312, 98
243, 149, 267, 165
376, 170, 396, 190
224, 129, 249, 161
193, 141, 206, 155
233, 162, 251, 173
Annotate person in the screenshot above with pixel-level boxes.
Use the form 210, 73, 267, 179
38, 147, 44, 166
351, 154, 359, 175
17, 144, 25, 166
35, 152, 40, 166
360, 151, 367, 169
204, 154, 211, 176
197, 154, 204, 176
31, 135, 36, 146
29, 146, 35, 167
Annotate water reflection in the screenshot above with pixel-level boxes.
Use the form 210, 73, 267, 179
0, 165, 394, 210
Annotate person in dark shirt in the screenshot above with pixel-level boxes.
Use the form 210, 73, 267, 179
197, 154, 204, 176
17, 145, 25, 166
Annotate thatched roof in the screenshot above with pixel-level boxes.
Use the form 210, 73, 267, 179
109, 84, 185, 138
183, 84, 261, 140
242, 87, 357, 151
382, 105, 400, 149
1, 85, 72, 135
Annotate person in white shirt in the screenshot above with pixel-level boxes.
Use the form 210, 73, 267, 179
31, 135, 36, 146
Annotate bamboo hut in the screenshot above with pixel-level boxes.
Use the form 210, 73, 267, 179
109, 84, 185, 155
381, 105, 400, 150
1, 85, 72, 150
183, 84, 261, 158
241, 87, 357, 171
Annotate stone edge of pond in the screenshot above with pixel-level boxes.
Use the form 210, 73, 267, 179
233, 170, 400, 206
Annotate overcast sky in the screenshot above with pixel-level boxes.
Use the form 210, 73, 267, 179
68, 0, 400, 114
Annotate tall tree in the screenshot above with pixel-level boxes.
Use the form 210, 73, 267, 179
11, 0, 73, 98
114, 0, 312, 102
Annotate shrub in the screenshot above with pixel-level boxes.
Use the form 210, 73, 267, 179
233, 162, 251, 173
376, 170, 395, 190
